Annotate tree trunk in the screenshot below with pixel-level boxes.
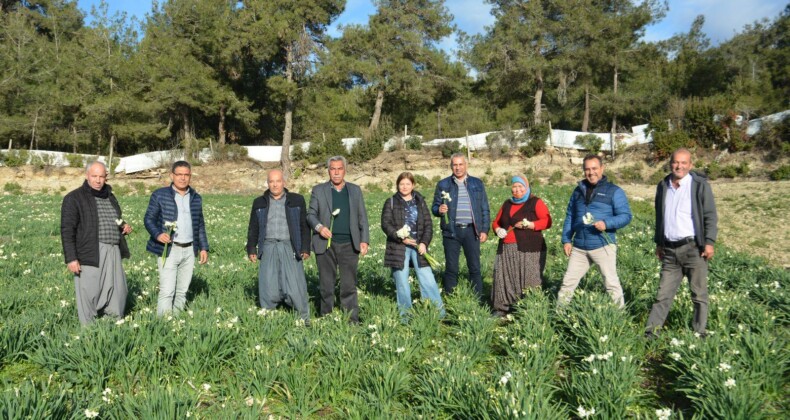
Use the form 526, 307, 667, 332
369, 88, 384, 132
533, 70, 543, 125
108, 133, 115, 178
582, 85, 590, 132
72, 124, 78, 153
29, 109, 38, 151
218, 104, 227, 145
437, 107, 442, 138
182, 110, 193, 160
281, 45, 295, 178
611, 64, 618, 158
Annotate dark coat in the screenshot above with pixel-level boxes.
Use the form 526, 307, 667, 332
307, 181, 369, 254
143, 185, 209, 257
61, 181, 130, 267
246, 189, 311, 260
654, 171, 718, 248
381, 191, 433, 269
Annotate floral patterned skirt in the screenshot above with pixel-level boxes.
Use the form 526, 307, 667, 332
491, 243, 546, 312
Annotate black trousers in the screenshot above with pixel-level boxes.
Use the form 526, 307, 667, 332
316, 241, 360, 322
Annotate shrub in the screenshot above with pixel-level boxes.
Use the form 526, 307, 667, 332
652, 129, 693, 160
618, 163, 644, 184
412, 173, 431, 189
66, 154, 85, 168
549, 170, 563, 184
290, 143, 309, 162
752, 117, 790, 157
212, 144, 248, 162
770, 165, 790, 181
704, 162, 749, 180
685, 97, 728, 148
519, 124, 548, 157
574, 134, 604, 154
2, 150, 29, 167
440, 140, 463, 158
3, 182, 23, 195
405, 136, 422, 151
349, 136, 383, 164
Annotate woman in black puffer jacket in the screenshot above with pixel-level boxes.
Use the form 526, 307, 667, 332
381, 172, 444, 318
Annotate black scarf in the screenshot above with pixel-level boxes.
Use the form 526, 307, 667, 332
83, 180, 110, 199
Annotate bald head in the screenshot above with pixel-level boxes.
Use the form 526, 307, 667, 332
669, 148, 693, 181
267, 169, 285, 199
85, 161, 108, 191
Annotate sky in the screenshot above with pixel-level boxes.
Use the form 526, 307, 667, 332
77, 0, 787, 56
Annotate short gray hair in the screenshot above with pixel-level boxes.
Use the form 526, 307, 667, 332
85, 160, 107, 173
449, 152, 466, 165
327, 155, 347, 169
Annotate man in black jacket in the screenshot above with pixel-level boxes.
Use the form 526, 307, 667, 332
246, 169, 311, 323
646, 148, 718, 337
61, 161, 133, 325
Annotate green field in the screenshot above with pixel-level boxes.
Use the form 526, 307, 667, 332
1, 186, 787, 418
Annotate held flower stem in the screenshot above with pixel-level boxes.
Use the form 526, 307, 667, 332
161, 221, 177, 265
327, 209, 340, 248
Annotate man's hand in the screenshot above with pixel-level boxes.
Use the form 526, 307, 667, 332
319, 226, 332, 240
438, 203, 448, 215
67, 260, 81, 274
301, 252, 310, 260
418, 243, 427, 255
199, 250, 208, 264
701, 244, 714, 260
479, 232, 488, 243
121, 224, 132, 235
563, 243, 573, 257
655, 246, 665, 260
248, 254, 257, 263
593, 220, 607, 232
360, 242, 369, 256
157, 233, 171, 244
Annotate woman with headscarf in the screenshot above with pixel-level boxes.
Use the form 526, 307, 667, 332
381, 172, 444, 318
491, 174, 552, 316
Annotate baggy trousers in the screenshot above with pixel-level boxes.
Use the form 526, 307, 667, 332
74, 242, 128, 325
258, 239, 310, 321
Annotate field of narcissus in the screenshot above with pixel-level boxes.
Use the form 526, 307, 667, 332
0, 186, 787, 418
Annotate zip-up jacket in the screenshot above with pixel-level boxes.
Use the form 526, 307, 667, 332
654, 171, 717, 248
431, 175, 490, 238
246, 189, 310, 261
144, 185, 209, 257
381, 191, 433, 269
61, 181, 130, 266
561, 176, 632, 250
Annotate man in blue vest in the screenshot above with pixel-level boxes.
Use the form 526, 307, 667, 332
144, 161, 209, 316
558, 155, 632, 308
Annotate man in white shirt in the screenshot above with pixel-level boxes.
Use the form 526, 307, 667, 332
646, 148, 718, 337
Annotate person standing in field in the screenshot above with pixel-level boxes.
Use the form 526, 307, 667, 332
558, 155, 632, 308
308, 156, 369, 323
144, 161, 209, 316
381, 172, 444, 318
431, 153, 490, 298
491, 174, 552, 316
246, 169, 311, 323
61, 161, 132, 325
645, 148, 718, 337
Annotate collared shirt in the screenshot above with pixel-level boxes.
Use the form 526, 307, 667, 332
173, 186, 194, 244
265, 194, 290, 240
454, 176, 474, 224
663, 174, 695, 241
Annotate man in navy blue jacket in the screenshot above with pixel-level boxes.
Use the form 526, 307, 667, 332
431, 153, 490, 297
144, 161, 209, 316
558, 155, 632, 308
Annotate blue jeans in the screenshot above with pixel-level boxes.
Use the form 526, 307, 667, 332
392, 247, 444, 317
442, 226, 482, 296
